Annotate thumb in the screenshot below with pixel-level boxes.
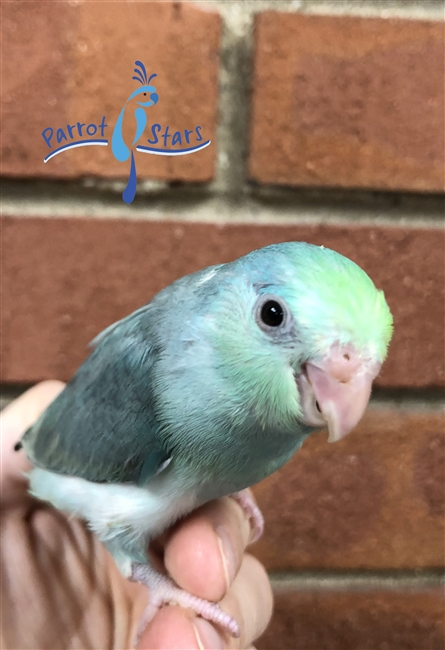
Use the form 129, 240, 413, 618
1, 381, 65, 506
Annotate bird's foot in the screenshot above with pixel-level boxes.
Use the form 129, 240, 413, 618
230, 489, 264, 543
131, 563, 240, 640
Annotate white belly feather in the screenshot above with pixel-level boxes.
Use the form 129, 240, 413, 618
28, 467, 198, 575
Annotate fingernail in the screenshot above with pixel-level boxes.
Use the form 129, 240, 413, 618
215, 525, 236, 590
192, 618, 225, 650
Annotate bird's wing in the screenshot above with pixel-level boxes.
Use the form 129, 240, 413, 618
21, 307, 169, 485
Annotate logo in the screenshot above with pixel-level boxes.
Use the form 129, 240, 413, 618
41, 60, 211, 204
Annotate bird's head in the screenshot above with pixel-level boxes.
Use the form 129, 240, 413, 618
126, 85, 159, 108
130, 63, 159, 107
208, 243, 393, 442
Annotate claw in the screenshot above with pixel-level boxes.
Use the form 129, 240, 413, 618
230, 489, 264, 543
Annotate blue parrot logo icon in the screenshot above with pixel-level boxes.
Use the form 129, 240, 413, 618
41, 60, 211, 204
112, 61, 159, 204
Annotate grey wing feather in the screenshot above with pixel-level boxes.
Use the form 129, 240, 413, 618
89, 304, 152, 349
21, 308, 169, 485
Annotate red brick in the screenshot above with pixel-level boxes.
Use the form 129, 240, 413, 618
1, 2, 76, 178
251, 408, 444, 571
2, 2, 220, 181
250, 13, 444, 192
2, 216, 443, 388
258, 588, 445, 650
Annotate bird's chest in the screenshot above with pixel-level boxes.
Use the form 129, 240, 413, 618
193, 427, 307, 502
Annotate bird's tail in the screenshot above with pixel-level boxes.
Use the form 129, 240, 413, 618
122, 150, 137, 204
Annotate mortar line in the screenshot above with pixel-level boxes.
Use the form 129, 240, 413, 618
2, 194, 444, 229
269, 569, 445, 593
199, 0, 444, 22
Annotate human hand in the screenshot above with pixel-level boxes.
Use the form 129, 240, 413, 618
1, 382, 273, 649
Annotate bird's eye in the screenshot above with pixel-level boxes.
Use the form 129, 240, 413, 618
143, 92, 147, 96
260, 300, 284, 327
255, 295, 291, 334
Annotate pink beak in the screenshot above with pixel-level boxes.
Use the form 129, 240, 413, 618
296, 344, 380, 443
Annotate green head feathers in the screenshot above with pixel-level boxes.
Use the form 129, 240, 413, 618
229, 242, 393, 363
206, 242, 393, 429
275, 243, 393, 363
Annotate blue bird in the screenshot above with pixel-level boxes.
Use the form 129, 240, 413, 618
112, 61, 159, 204
16, 242, 393, 637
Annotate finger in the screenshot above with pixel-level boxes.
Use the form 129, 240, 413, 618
137, 606, 224, 650
1, 381, 65, 504
217, 554, 273, 649
164, 497, 251, 602
138, 554, 272, 649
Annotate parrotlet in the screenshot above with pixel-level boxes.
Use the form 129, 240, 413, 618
16, 242, 393, 637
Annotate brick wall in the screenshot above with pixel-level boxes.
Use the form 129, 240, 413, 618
2, 1, 444, 648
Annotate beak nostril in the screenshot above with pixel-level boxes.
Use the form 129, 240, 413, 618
315, 400, 321, 413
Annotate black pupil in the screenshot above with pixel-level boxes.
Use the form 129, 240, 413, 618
261, 300, 284, 327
